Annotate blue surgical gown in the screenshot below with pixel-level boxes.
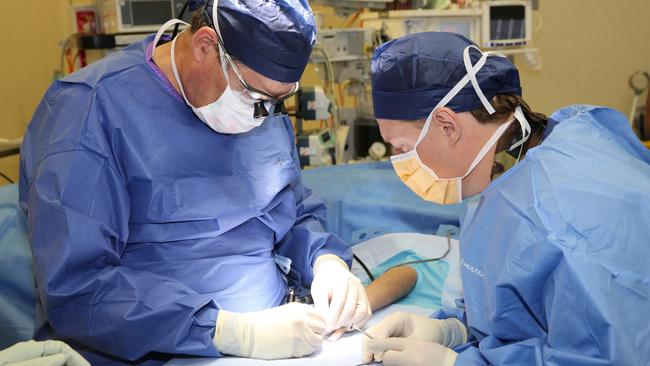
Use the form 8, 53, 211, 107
18, 35, 350, 365
436, 105, 650, 365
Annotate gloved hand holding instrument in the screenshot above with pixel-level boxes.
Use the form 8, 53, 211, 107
361, 311, 468, 366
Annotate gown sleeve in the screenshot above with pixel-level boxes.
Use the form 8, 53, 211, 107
274, 182, 352, 288
19, 84, 221, 362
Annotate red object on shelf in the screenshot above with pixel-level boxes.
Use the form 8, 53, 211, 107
74, 9, 97, 68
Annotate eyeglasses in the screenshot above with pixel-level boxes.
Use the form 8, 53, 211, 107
219, 48, 299, 118
199, 7, 299, 119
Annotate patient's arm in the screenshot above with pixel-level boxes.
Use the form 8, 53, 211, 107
365, 266, 418, 312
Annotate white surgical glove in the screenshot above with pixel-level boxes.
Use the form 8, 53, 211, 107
213, 303, 326, 360
311, 254, 372, 341
364, 338, 458, 366
0, 340, 90, 366
361, 311, 467, 363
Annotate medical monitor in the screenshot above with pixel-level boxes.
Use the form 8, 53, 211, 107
481, 1, 532, 48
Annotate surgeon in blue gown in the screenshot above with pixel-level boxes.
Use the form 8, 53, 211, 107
18, 0, 372, 365
361, 32, 650, 366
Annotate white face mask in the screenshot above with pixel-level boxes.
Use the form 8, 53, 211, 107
152, 19, 265, 134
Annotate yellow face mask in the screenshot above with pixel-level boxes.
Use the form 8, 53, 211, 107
389, 45, 530, 205
391, 153, 461, 205
391, 120, 513, 205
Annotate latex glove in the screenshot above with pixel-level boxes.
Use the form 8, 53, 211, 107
365, 338, 457, 366
214, 302, 326, 359
361, 311, 467, 363
0, 340, 90, 366
311, 254, 372, 341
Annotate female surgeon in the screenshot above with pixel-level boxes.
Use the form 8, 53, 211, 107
361, 32, 650, 366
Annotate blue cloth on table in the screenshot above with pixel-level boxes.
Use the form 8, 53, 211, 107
363, 249, 449, 309
0, 184, 34, 349
302, 162, 462, 245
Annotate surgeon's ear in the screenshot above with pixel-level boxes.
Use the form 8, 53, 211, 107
432, 107, 462, 144
191, 27, 218, 62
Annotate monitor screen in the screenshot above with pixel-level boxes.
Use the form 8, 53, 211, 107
131, 1, 173, 26
490, 5, 526, 40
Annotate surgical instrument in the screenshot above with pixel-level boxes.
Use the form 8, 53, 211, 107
352, 325, 374, 339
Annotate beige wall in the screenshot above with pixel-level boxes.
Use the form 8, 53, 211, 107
518, 0, 650, 116
0, 0, 94, 185
1, 0, 648, 185
1, 1, 62, 185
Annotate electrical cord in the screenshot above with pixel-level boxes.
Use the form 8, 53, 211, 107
0, 172, 14, 184
353, 253, 375, 281
310, 43, 342, 162
384, 230, 453, 272
352, 230, 455, 283
172, 0, 190, 39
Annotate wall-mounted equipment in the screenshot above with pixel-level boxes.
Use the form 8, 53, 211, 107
481, 1, 532, 48
101, 0, 189, 34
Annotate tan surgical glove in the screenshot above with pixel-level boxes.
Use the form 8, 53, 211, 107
361, 311, 467, 363
213, 302, 326, 360
311, 254, 372, 341
365, 338, 458, 366
0, 340, 90, 366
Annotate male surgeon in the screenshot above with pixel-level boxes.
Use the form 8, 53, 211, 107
19, 0, 370, 364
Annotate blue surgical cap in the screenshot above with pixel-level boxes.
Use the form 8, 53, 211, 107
371, 32, 522, 120
192, 0, 316, 83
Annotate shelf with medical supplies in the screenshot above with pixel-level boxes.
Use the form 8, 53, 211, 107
359, 0, 533, 50
359, 1, 541, 71
76, 32, 153, 50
